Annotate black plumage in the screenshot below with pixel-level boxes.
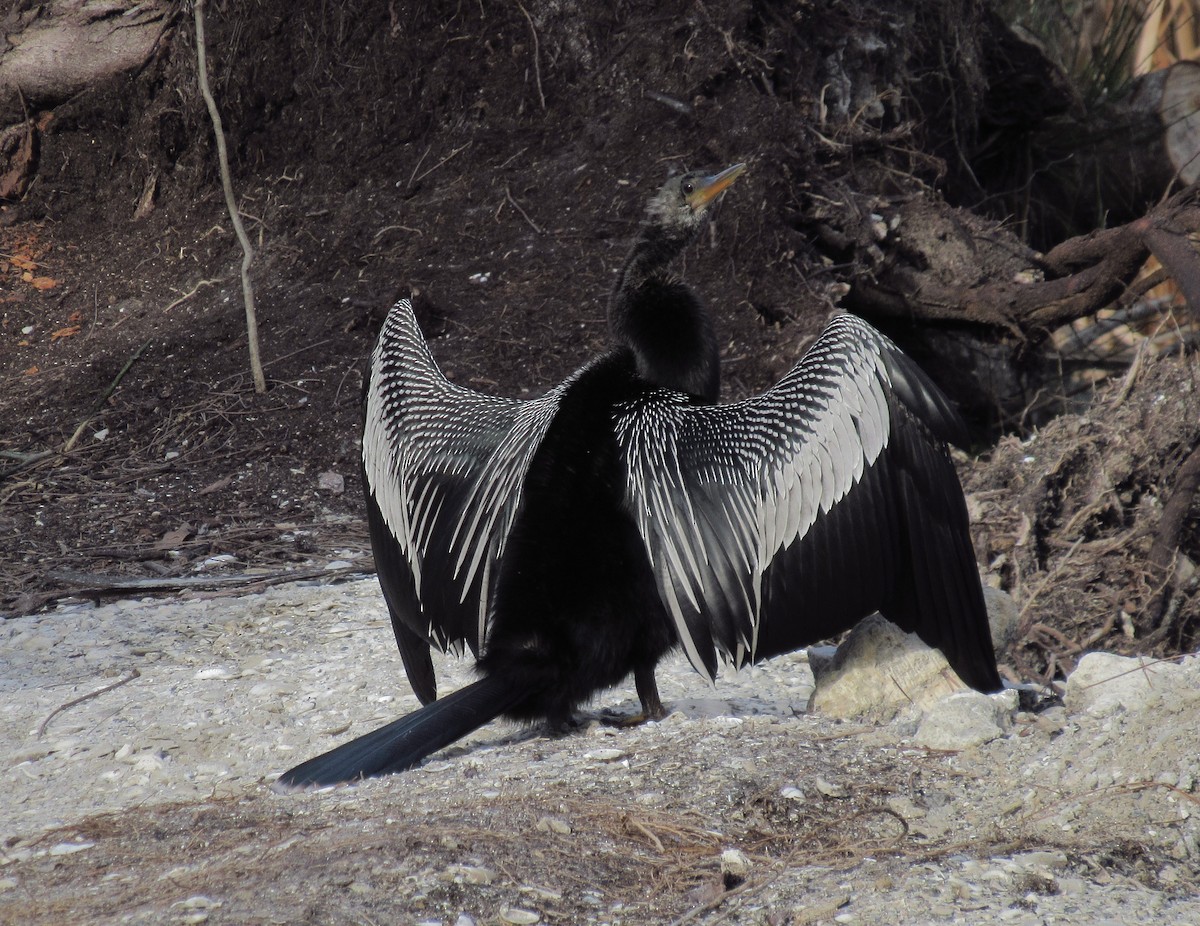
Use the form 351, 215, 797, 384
277, 164, 1000, 789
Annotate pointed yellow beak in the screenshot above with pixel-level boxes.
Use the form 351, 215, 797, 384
686, 162, 747, 212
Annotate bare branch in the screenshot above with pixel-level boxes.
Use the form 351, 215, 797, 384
194, 0, 266, 394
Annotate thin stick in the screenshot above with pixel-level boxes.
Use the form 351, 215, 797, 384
48, 562, 364, 594
515, 0, 545, 110
38, 670, 141, 737
505, 184, 544, 235
1018, 536, 1084, 620
411, 142, 471, 187
194, 0, 266, 393
62, 340, 152, 453
164, 278, 221, 312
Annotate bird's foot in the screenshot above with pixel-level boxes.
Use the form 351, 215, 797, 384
598, 703, 670, 727
545, 713, 587, 737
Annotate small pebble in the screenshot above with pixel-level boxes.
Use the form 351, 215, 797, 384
442, 865, 495, 885
815, 777, 848, 798
500, 908, 539, 924
720, 848, 751, 877
585, 748, 624, 762
535, 815, 571, 834
48, 841, 94, 856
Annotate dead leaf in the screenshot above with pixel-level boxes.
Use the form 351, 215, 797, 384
198, 476, 232, 495
31, 276, 57, 291
50, 324, 80, 340
23, 365, 38, 375
155, 525, 193, 551
67, 310, 82, 323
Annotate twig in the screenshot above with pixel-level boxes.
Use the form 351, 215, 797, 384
625, 817, 665, 852
371, 224, 422, 241
666, 875, 758, 926
1109, 337, 1148, 407
47, 563, 367, 595
505, 184, 544, 235
1080, 609, 1118, 648
645, 90, 694, 115
1030, 622, 1082, 654
164, 278, 221, 312
515, 0, 545, 110
410, 143, 471, 187
62, 340, 151, 453
1018, 536, 1084, 620
212, 338, 336, 388
95, 340, 151, 411
194, 0, 266, 393
406, 145, 431, 188
37, 670, 140, 737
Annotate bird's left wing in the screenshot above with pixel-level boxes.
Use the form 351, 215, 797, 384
616, 313, 999, 691
363, 299, 570, 700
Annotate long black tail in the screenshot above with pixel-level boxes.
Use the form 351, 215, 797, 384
275, 674, 527, 789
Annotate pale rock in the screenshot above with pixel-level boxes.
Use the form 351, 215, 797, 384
814, 776, 849, 798
535, 815, 571, 835
914, 690, 1016, 750
1064, 652, 1188, 717
441, 864, 495, 885
584, 748, 624, 762
720, 848, 751, 876
318, 471, 345, 494
809, 615, 968, 721
48, 840, 94, 856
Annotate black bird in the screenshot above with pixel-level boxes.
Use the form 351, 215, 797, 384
278, 164, 1001, 788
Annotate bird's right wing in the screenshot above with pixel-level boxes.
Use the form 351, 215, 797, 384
362, 299, 569, 701
617, 313, 1000, 692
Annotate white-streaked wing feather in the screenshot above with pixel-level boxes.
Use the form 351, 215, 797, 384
362, 299, 567, 652
616, 314, 905, 677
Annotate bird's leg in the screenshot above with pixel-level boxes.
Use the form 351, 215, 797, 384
601, 663, 669, 727
544, 705, 586, 736
635, 664, 668, 721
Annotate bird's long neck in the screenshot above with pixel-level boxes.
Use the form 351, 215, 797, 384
609, 223, 719, 402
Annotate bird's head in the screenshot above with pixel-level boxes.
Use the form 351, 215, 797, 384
644, 163, 747, 234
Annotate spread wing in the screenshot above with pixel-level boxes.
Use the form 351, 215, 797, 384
616, 313, 1000, 692
362, 299, 569, 702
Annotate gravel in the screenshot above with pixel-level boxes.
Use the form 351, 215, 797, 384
2, 579, 1198, 924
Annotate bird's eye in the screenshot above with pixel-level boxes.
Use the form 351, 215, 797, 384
682, 181, 694, 196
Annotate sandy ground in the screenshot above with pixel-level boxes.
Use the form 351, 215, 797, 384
2, 578, 1199, 924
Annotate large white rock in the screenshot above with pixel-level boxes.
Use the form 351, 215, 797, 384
1064, 652, 1191, 717
913, 689, 1018, 750
809, 615, 969, 722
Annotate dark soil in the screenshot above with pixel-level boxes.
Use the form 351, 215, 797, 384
2, 2, 1198, 662
1, 1, 825, 616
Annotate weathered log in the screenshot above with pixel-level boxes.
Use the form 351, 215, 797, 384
0, 1, 172, 122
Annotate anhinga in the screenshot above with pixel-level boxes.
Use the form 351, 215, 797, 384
277, 164, 1001, 788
